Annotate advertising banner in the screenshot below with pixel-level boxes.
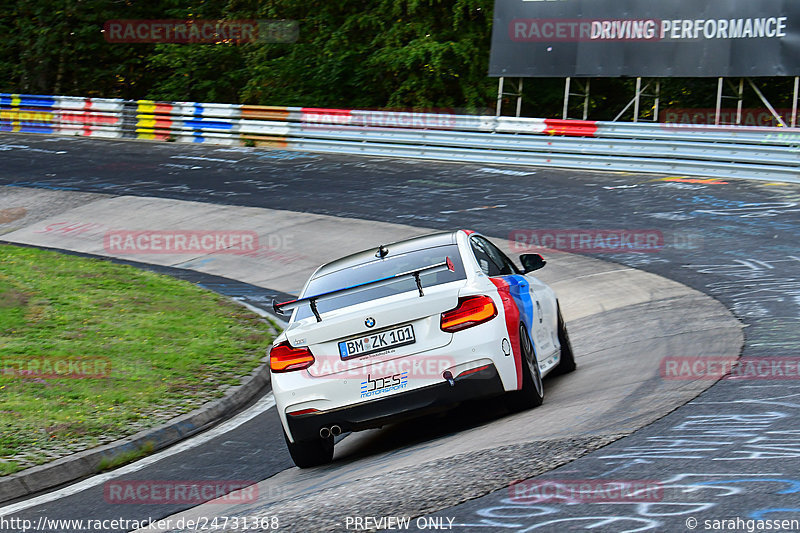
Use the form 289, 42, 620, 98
490, 0, 800, 77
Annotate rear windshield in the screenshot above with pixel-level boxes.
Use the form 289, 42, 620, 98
295, 244, 466, 320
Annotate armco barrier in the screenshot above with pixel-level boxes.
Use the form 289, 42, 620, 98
1, 94, 124, 137
1, 94, 58, 134
2, 92, 800, 182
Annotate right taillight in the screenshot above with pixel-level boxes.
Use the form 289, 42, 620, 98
270, 341, 315, 372
440, 295, 498, 332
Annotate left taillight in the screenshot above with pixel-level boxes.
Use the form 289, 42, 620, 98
270, 341, 315, 372
441, 295, 498, 333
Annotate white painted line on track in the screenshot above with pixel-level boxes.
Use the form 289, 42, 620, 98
0, 394, 276, 516
170, 155, 241, 163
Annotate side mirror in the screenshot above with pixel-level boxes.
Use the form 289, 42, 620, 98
520, 253, 546, 273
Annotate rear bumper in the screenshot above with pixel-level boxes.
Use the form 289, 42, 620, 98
286, 364, 505, 442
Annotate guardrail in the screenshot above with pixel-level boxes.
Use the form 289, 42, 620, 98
2, 92, 800, 182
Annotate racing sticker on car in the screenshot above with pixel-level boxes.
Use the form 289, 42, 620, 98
490, 275, 536, 390
360, 372, 409, 399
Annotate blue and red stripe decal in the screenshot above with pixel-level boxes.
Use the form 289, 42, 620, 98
490, 275, 536, 390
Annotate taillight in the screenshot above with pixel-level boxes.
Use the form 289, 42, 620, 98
270, 341, 315, 372
441, 295, 497, 332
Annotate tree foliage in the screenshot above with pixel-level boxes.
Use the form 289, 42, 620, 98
0, 0, 494, 108
0, 0, 795, 118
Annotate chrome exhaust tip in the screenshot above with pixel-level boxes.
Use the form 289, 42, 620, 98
319, 427, 331, 439
443, 370, 455, 387
330, 425, 342, 437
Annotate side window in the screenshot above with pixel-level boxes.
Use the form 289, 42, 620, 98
470, 238, 500, 276
472, 236, 518, 276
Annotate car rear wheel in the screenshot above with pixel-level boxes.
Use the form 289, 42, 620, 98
283, 428, 334, 468
505, 324, 544, 412
552, 304, 577, 375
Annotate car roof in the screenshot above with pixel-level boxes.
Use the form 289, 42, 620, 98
312, 231, 461, 278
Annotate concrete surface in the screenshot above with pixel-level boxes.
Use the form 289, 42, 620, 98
0, 186, 740, 531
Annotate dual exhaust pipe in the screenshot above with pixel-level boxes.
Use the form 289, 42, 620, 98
319, 425, 342, 439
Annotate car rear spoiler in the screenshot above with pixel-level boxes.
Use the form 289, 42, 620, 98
272, 257, 455, 322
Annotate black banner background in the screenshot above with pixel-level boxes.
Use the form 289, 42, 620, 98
489, 0, 800, 77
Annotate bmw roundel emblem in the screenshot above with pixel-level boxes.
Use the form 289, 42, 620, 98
365, 317, 376, 328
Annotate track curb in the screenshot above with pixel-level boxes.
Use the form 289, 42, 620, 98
0, 361, 270, 504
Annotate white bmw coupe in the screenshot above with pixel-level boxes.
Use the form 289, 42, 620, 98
270, 230, 575, 467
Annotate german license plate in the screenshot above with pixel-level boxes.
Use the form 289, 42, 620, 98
338, 324, 416, 360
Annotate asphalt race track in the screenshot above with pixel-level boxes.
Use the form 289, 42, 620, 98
1, 134, 800, 532
1, 188, 739, 533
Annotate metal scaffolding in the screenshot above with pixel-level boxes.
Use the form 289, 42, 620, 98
613, 78, 661, 122
562, 78, 591, 120
495, 77, 524, 117
493, 76, 800, 127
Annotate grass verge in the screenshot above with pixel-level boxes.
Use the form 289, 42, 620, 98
0, 244, 275, 475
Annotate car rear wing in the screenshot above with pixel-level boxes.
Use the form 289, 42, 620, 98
272, 257, 455, 322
